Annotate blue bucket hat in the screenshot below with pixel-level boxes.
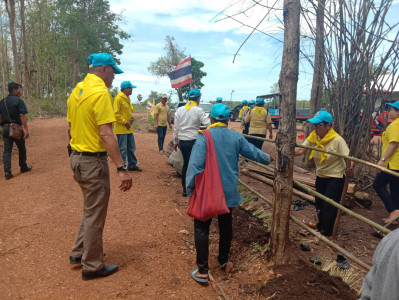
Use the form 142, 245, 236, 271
216, 97, 223, 102
387, 101, 399, 110
256, 97, 265, 104
307, 110, 333, 124
242, 100, 248, 105
210, 103, 230, 121
249, 100, 255, 105
88, 53, 124, 74
121, 81, 137, 90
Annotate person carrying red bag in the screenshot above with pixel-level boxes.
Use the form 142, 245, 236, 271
186, 103, 271, 284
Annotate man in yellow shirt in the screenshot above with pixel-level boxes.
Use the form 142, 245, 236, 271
154, 94, 172, 155
113, 81, 142, 171
244, 97, 273, 149
67, 53, 132, 281
373, 101, 399, 224
295, 110, 352, 238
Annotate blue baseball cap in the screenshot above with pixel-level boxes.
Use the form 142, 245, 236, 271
188, 89, 201, 99
121, 81, 137, 90
216, 97, 223, 102
307, 110, 333, 124
256, 97, 265, 104
249, 100, 255, 105
387, 101, 399, 110
210, 103, 230, 121
88, 53, 124, 74
242, 100, 248, 105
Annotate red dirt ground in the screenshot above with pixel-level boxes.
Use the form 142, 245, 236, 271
0, 114, 376, 299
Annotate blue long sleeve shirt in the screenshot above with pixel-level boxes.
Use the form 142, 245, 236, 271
186, 127, 270, 207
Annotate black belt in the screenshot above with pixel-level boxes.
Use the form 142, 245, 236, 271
72, 150, 107, 157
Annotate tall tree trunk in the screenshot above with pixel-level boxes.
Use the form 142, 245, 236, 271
177, 88, 183, 102
304, 0, 325, 167
5, 0, 21, 83
270, 0, 300, 265
20, 0, 30, 102
0, 14, 9, 97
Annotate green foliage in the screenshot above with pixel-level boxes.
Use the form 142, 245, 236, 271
1, 0, 130, 118
147, 91, 163, 104
148, 36, 186, 77
147, 114, 155, 125
110, 87, 119, 98
132, 123, 141, 132
251, 242, 263, 253
269, 82, 279, 94
147, 36, 207, 100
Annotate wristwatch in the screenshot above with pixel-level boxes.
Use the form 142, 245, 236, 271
117, 164, 127, 172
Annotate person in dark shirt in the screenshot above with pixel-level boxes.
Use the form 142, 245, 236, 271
0, 82, 32, 179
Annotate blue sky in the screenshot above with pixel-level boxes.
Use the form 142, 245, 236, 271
109, 0, 399, 104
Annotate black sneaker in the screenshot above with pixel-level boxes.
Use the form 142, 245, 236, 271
128, 166, 142, 172
20, 165, 33, 173
82, 264, 119, 281
5, 173, 13, 180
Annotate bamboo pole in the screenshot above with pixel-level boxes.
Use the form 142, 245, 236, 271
241, 169, 315, 204
241, 133, 399, 179
238, 179, 372, 271
241, 156, 391, 235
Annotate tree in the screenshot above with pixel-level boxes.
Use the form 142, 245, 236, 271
4, 0, 20, 83
269, 82, 280, 94
148, 36, 207, 102
270, 0, 300, 265
147, 91, 162, 104
321, 0, 399, 160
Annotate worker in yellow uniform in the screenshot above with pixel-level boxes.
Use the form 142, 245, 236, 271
244, 97, 273, 149
67, 52, 132, 280
154, 94, 172, 155
238, 100, 248, 120
295, 110, 353, 239
373, 101, 399, 224
113, 81, 142, 171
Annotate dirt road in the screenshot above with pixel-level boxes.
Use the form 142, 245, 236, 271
0, 116, 365, 299
0, 117, 225, 299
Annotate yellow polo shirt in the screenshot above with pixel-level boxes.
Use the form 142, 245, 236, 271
153, 102, 170, 126
239, 105, 249, 118
245, 107, 272, 135
67, 74, 115, 152
382, 118, 399, 170
113, 91, 134, 134
303, 135, 349, 178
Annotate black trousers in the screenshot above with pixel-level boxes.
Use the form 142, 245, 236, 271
179, 139, 196, 193
194, 209, 233, 274
373, 169, 399, 213
248, 133, 265, 150
242, 123, 250, 135
2, 125, 28, 175
315, 176, 345, 236
157, 126, 167, 151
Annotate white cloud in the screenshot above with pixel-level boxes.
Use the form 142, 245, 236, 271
222, 37, 239, 48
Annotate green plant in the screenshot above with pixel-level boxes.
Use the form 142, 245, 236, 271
132, 123, 141, 131
148, 114, 155, 125
251, 242, 263, 253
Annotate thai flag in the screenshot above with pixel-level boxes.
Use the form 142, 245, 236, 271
146, 100, 153, 111
167, 57, 193, 89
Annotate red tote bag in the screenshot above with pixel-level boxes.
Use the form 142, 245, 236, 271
187, 130, 230, 221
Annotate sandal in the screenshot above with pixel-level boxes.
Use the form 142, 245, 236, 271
190, 269, 208, 284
